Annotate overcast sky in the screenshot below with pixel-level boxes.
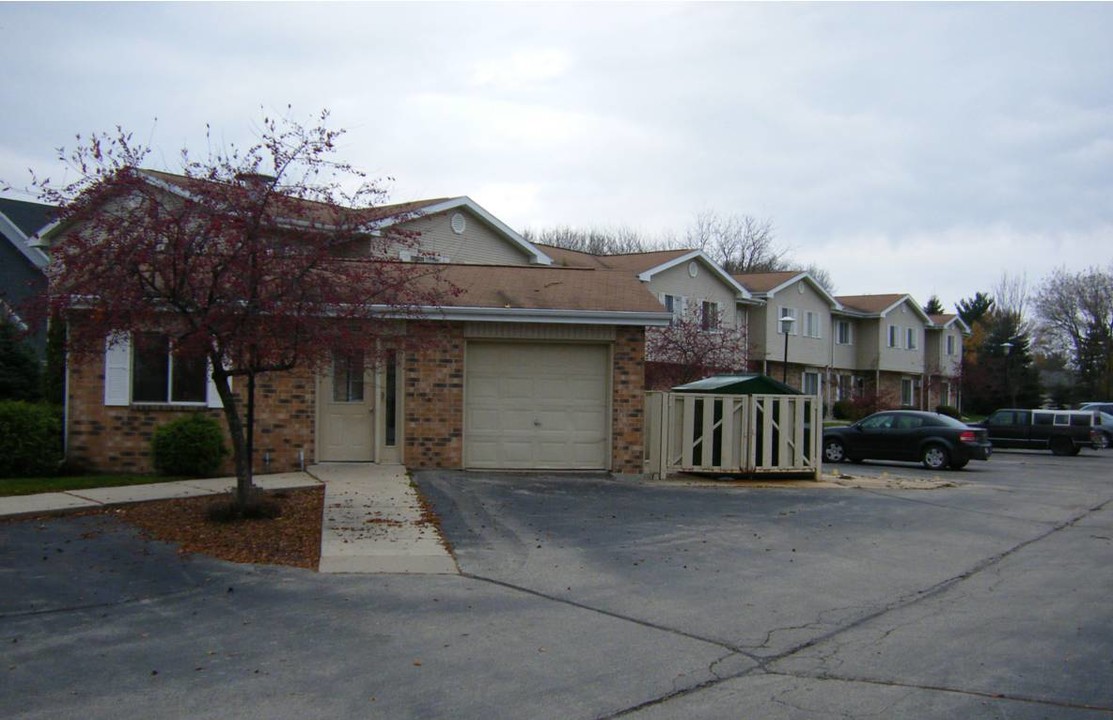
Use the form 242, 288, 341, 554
2, 2, 1111, 312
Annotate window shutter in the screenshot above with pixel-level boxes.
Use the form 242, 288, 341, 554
104, 333, 131, 406
206, 359, 228, 408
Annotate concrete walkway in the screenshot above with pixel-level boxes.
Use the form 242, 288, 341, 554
310, 463, 457, 575
0, 465, 456, 575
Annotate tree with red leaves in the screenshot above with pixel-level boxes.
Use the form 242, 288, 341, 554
645, 306, 748, 389
33, 109, 453, 511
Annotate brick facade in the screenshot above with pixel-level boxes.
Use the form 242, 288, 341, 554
611, 326, 646, 473
66, 358, 315, 475
66, 321, 649, 476
402, 322, 465, 469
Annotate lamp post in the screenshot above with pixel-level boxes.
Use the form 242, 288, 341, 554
1001, 341, 1014, 406
780, 314, 796, 385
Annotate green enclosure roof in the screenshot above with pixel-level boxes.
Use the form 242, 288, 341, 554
671, 374, 802, 395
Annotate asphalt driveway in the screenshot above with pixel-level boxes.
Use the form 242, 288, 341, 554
3, 451, 1111, 719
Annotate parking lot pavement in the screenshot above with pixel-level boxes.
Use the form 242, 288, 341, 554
2, 451, 1110, 719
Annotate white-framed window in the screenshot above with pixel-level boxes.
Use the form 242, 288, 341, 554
941, 381, 952, 406
104, 332, 223, 408
803, 370, 820, 396
946, 334, 956, 356
399, 249, 448, 263
132, 332, 208, 404
701, 300, 720, 332
835, 320, 852, 345
778, 306, 798, 335
906, 327, 918, 350
804, 311, 821, 339
836, 373, 857, 401
662, 294, 687, 324
901, 377, 914, 406
887, 324, 899, 348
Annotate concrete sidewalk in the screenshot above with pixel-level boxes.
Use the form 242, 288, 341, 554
0, 465, 456, 575
310, 463, 457, 575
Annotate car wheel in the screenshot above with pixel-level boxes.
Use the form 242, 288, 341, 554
823, 438, 847, 463
922, 444, 950, 470
1050, 437, 1074, 456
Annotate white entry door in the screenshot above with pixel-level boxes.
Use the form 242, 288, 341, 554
465, 343, 609, 470
319, 351, 375, 462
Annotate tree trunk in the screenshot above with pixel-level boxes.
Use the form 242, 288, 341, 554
209, 356, 254, 511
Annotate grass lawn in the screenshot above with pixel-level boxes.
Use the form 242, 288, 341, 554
0, 474, 188, 497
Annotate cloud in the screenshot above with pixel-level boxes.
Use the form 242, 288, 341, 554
470, 50, 572, 92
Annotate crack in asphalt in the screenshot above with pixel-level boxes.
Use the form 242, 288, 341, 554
0, 583, 219, 620
762, 671, 1113, 714
466, 496, 1113, 718
460, 571, 759, 661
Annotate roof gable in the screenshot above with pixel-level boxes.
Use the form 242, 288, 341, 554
0, 198, 55, 237
0, 203, 49, 269
929, 313, 972, 334
376, 197, 552, 266
735, 270, 841, 308
837, 293, 932, 323
537, 246, 751, 299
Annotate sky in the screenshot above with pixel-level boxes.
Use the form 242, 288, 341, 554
2, 2, 1111, 312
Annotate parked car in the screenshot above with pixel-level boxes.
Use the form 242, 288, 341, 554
1092, 411, 1113, 448
823, 410, 992, 470
973, 408, 1104, 456
1080, 401, 1113, 415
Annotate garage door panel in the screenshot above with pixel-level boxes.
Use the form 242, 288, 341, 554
465, 343, 609, 470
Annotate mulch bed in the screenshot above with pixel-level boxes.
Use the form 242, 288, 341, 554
6, 487, 326, 570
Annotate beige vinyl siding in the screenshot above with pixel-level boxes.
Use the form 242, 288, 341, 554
876, 300, 927, 374
765, 279, 831, 367
831, 317, 858, 369
404, 210, 534, 265
647, 261, 741, 328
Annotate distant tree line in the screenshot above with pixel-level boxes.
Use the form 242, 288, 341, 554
523, 210, 835, 292
956, 264, 1113, 413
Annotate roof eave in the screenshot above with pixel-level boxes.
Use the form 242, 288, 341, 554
396, 305, 672, 326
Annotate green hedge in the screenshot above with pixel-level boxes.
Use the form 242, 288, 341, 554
935, 404, 961, 419
151, 414, 228, 477
0, 401, 63, 477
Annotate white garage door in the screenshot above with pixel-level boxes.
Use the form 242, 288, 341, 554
465, 343, 609, 470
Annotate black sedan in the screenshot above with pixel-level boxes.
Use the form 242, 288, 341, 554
823, 410, 992, 470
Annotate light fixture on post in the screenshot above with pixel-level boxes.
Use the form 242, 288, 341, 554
780, 314, 796, 384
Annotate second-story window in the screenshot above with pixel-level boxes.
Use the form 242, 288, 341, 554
701, 301, 720, 331
906, 327, 918, 350
887, 324, 899, 348
804, 311, 821, 338
946, 334, 956, 356
836, 320, 852, 345
663, 294, 687, 324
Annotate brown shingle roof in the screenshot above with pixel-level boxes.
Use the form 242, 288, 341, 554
732, 271, 801, 293
835, 293, 907, 314
138, 169, 451, 225
439, 264, 665, 313
534, 244, 610, 269
533, 245, 695, 273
